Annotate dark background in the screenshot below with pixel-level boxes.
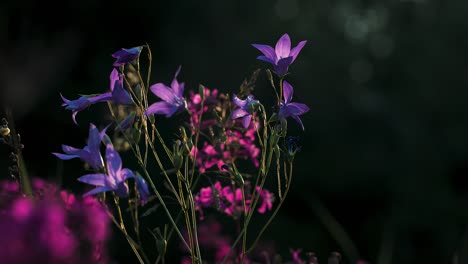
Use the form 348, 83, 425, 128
1, 1, 468, 263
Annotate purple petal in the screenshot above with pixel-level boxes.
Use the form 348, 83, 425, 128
145, 101, 178, 117
242, 114, 252, 128
109, 69, 120, 91
112, 79, 133, 105
287, 102, 310, 115
275, 34, 291, 59
252, 44, 276, 62
171, 66, 184, 96
89, 92, 112, 103
136, 176, 150, 205
61, 144, 81, 155
87, 123, 100, 150
233, 95, 247, 108
291, 115, 305, 130
257, 55, 274, 64
52, 152, 79, 160
78, 173, 108, 187
114, 182, 130, 197
231, 108, 249, 119
289, 40, 307, 63
105, 144, 122, 179
282, 80, 294, 104
117, 168, 136, 183
83, 186, 113, 197
60, 93, 71, 104
274, 56, 293, 76
72, 111, 79, 125
150, 83, 176, 103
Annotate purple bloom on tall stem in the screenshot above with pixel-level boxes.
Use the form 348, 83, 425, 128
252, 33, 307, 76
231, 94, 260, 128
112, 46, 143, 67
61, 94, 108, 125
52, 123, 107, 170
61, 69, 132, 124
279, 81, 310, 130
145, 66, 187, 117
78, 144, 135, 198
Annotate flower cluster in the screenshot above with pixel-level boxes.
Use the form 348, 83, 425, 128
0, 178, 110, 264
194, 181, 273, 219
188, 87, 261, 173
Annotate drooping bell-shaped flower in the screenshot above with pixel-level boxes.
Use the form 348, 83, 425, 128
112, 46, 143, 67
231, 94, 260, 128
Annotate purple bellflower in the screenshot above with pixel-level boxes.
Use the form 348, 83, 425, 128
279, 81, 310, 130
61, 94, 108, 125
53, 123, 107, 170
78, 144, 135, 198
61, 69, 132, 124
231, 94, 260, 128
145, 66, 187, 117
112, 46, 143, 67
252, 33, 307, 76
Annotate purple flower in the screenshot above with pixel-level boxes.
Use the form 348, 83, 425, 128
61, 69, 132, 125
112, 46, 143, 67
279, 81, 309, 130
252, 33, 307, 76
60, 94, 109, 125
231, 94, 260, 128
145, 66, 186, 117
135, 175, 150, 205
53, 123, 107, 170
78, 144, 135, 198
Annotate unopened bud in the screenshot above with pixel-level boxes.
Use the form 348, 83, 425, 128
0, 127, 10, 137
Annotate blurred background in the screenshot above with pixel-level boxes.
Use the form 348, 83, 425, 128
1, 1, 468, 263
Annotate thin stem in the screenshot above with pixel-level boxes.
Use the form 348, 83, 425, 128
246, 161, 293, 253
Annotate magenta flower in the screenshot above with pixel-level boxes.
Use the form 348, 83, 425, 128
112, 46, 143, 67
53, 123, 107, 170
252, 33, 307, 76
231, 94, 260, 128
279, 81, 310, 130
145, 66, 187, 117
78, 144, 135, 197
256, 188, 274, 214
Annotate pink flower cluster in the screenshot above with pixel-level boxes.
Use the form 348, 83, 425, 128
194, 181, 273, 219
0, 178, 110, 264
188, 87, 260, 173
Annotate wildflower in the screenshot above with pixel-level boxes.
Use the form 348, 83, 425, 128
60, 94, 108, 125
61, 69, 132, 124
145, 66, 187, 117
256, 188, 274, 214
135, 175, 150, 205
78, 144, 135, 197
278, 81, 310, 130
107, 68, 133, 105
112, 46, 143, 67
53, 123, 107, 170
252, 33, 307, 76
231, 94, 260, 128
